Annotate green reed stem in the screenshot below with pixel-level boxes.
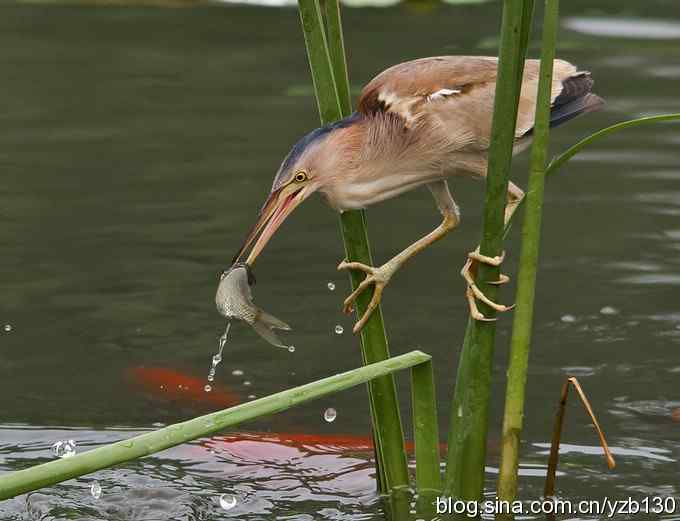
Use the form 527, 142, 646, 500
297, 0, 410, 493
497, 0, 560, 503
411, 360, 441, 493
0, 351, 430, 501
443, 0, 535, 500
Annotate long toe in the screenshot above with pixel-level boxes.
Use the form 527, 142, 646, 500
353, 282, 385, 333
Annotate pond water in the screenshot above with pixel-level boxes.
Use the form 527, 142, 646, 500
1, 0, 679, 519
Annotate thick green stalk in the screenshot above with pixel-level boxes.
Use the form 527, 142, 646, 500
0, 351, 430, 500
497, 0, 560, 502
444, 0, 535, 500
297, 0, 409, 492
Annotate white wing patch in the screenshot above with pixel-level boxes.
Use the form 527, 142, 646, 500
377, 90, 420, 124
426, 88, 461, 102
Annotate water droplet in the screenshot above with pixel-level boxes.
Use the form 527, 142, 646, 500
204, 385, 212, 392
288, 345, 296, 353
90, 481, 102, 499
3, 324, 12, 332
600, 306, 619, 315
52, 439, 77, 458
207, 374, 214, 382
232, 369, 244, 376
248, 394, 256, 400
327, 282, 336, 291
243, 380, 251, 386
219, 494, 237, 510
560, 314, 576, 323
324, 408, 337, 422
334, 325, 344, 335
212, 354, 222, 365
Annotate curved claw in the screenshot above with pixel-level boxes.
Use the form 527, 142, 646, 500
337, 260, 390, 333
466, 287, 497, 322
461, 246, 514, 322
352, 282, 385, 333
342, 275, 374, 314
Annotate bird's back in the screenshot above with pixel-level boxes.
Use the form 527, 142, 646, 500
357, 56, 603, 173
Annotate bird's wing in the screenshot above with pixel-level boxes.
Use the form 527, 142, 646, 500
357, 56, 598, 150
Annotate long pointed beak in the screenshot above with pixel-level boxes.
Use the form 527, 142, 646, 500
232, 186, 308, 266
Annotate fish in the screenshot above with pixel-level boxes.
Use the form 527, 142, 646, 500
126, 366, 240, 408
215, 262, 291, 348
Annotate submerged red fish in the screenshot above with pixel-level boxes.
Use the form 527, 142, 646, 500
126, 366, 240, 408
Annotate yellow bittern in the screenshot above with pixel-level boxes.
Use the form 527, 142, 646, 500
232, 56, 603, 333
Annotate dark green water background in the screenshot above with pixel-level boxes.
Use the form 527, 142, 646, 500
1, 0, 679, 518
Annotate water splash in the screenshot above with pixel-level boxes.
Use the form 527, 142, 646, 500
334, 325, 344, 335
324, 408, 337, 422
52, 439, 77, 458
327, 282, 336, 291
600, 306, 619, 315
219, 494, 237, 511
90, 481, 102, 499
3, 324, 11, 333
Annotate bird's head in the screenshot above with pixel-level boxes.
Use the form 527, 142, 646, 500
232, 113, 360, 266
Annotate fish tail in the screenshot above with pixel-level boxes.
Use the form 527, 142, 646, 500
251, 320, 288, 348
257, 310, 291, 331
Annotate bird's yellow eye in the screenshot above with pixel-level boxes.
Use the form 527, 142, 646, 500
294, 171, 308, 183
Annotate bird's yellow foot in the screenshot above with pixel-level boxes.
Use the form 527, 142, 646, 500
337, 260, 394, 333
461, 247, 514, 321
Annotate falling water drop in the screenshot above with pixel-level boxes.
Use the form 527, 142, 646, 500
334, 325, 344, 335
560, 314, 576, 323
232, 369, 244, 376
206, 323, 231, 386
248, 394, 257, 400
219, 494, 237, 511
243, 380, 251, 386
90, 481, 102, 499
3, 324, 12, 332
324, 408, 337, 422
327, 282, 336, 291
204, 385, 212, 392
288, 345, 296, 353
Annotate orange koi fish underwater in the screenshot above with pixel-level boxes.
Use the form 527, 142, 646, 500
126, 366, 240, 408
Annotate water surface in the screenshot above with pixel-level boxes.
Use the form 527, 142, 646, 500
1, 1, 679, 519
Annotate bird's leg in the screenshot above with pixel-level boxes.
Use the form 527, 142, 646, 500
461, 181, 524, 321
338, 180, 460, 333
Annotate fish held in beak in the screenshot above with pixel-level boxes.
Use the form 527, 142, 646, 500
215, 263, 291, 348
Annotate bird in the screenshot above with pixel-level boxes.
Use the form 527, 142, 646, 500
232, 56, 603, 333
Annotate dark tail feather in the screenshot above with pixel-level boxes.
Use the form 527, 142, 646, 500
550, 92, 604, 129
549, 71, 604, 128
523, 72, 604, 137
